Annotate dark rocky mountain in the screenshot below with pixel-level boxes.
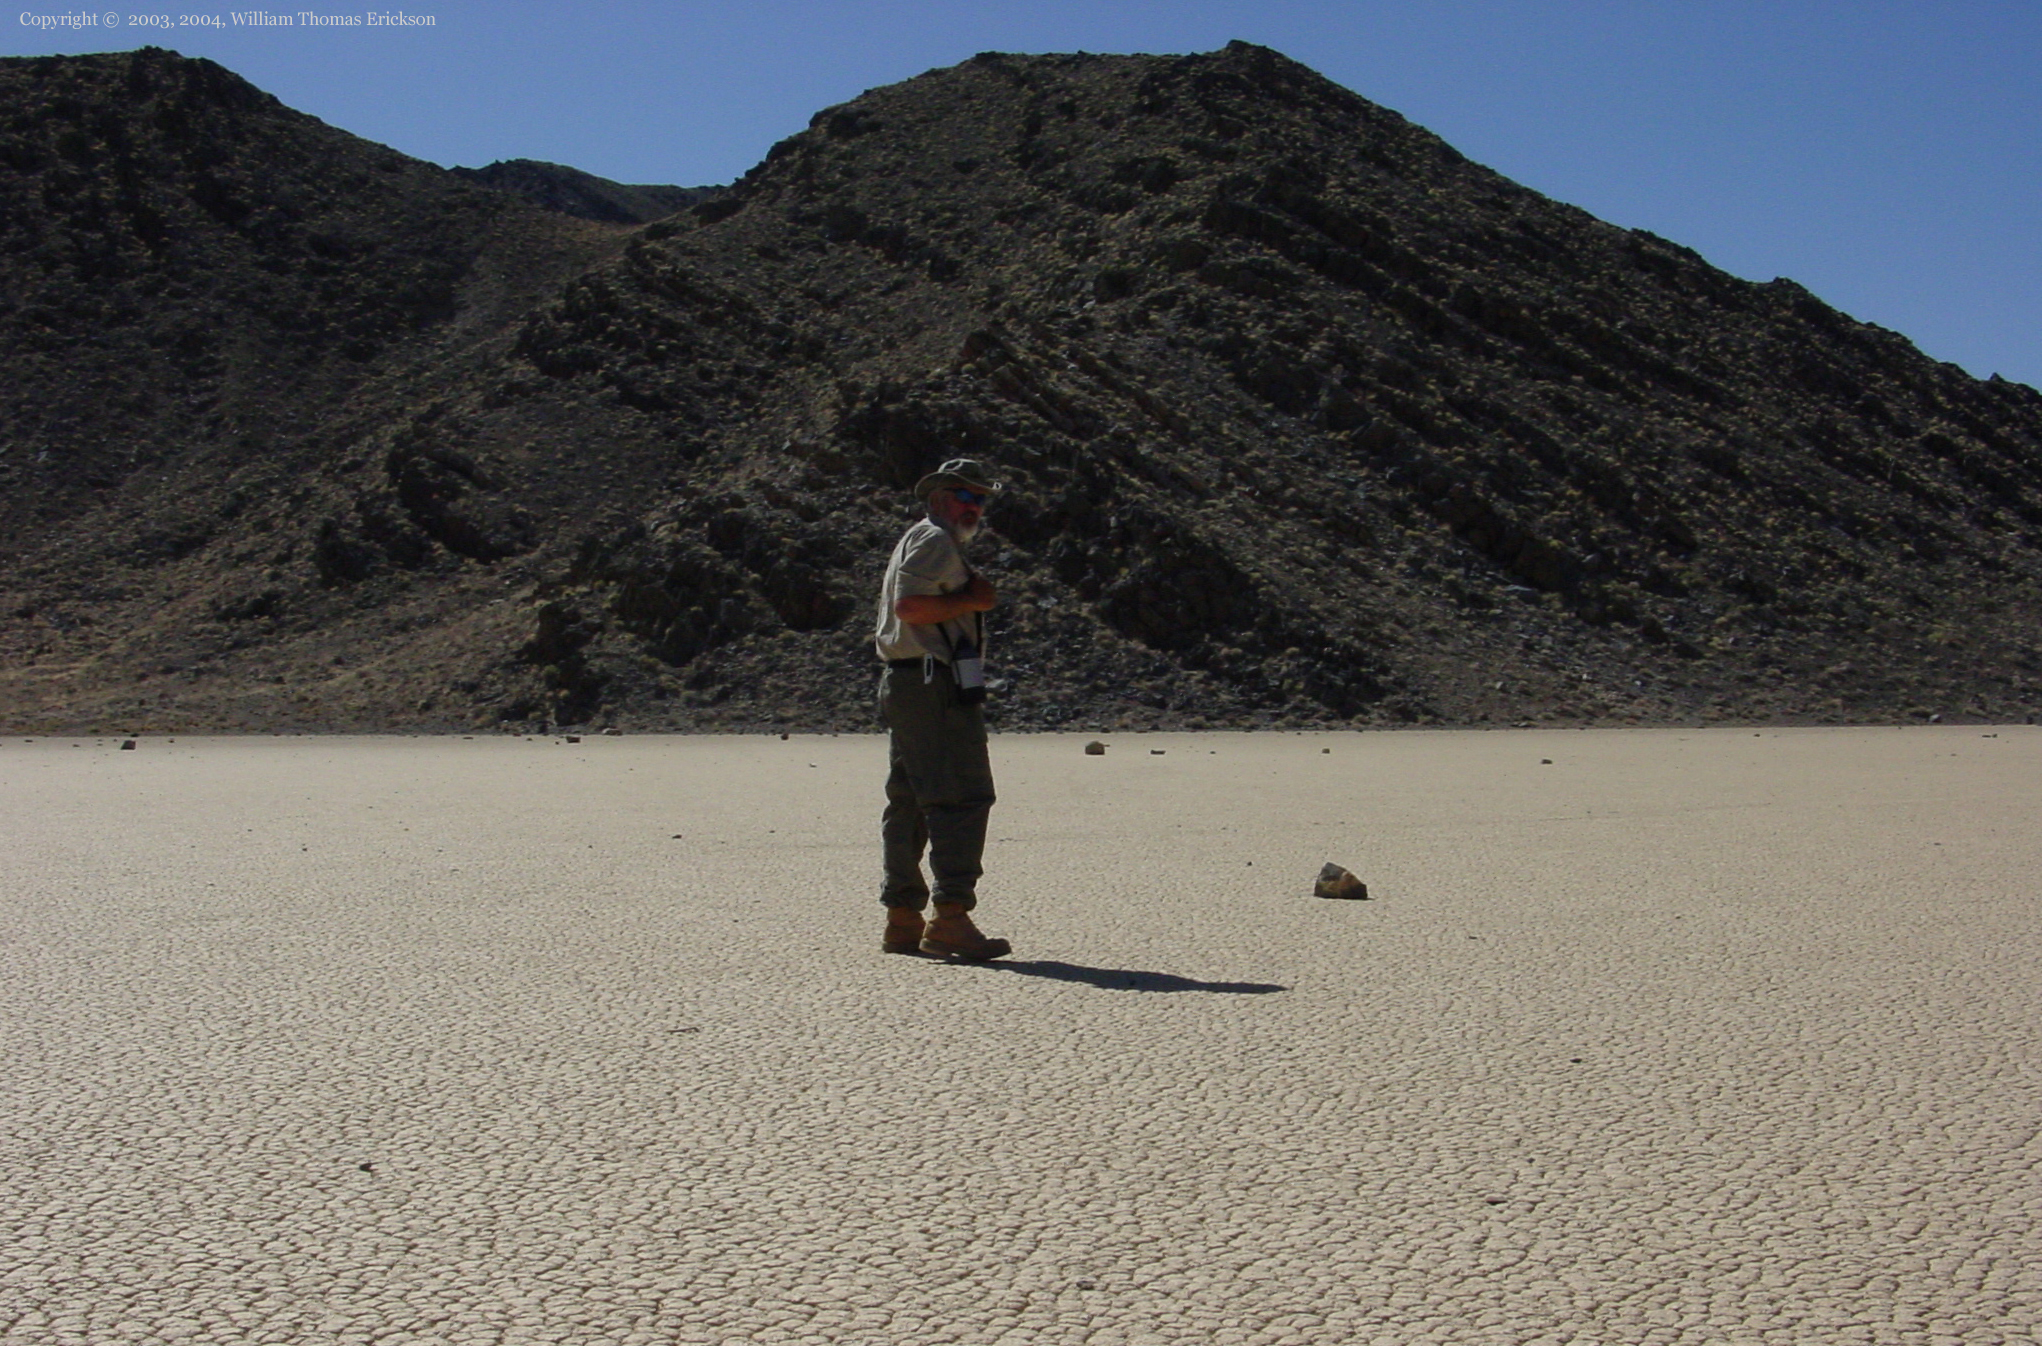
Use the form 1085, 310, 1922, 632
449, 159, 718, 226
2, 42, 2038, 735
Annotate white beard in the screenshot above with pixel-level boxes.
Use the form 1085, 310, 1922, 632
951, 519, 980, 544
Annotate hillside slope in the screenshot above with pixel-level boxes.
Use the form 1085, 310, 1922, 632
2, 44, 2038, 733
449, 159, 718, 225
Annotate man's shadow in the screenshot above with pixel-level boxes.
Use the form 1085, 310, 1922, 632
967, 959, 1286, 994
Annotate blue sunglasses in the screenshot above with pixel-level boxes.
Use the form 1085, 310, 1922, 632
950, 487, 992, 506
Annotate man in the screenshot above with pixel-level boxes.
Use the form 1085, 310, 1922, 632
873, 457, 1012, 961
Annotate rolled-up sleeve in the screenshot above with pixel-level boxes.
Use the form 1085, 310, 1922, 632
896, 527, 964, 597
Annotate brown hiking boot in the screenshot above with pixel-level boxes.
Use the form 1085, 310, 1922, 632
920, 903, 1011, 961
882, 906, 927, 955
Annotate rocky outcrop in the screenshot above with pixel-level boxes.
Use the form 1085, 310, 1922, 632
1, 44, 2038, 734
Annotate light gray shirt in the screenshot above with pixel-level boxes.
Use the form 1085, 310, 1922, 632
874, 519, 981, 663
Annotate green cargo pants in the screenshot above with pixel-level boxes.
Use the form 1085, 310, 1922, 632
879, 659, 995, 912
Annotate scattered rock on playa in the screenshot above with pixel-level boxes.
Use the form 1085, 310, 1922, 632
1314, 863, 1369, 900
1084, 741, 1107, 756
120, 740, 136, 750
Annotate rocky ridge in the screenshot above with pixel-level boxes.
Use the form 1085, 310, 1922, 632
1, 43, 2038, 734
449, 159, 718, 226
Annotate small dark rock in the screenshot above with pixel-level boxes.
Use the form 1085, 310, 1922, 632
1314, 862, 1369, 900
1084, 741, 1106, 755
120, 740, 137, 750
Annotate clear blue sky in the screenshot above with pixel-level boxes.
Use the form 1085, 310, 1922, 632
10, 1, 2039, 388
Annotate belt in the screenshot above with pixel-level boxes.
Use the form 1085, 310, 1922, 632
885, 656, 953, 670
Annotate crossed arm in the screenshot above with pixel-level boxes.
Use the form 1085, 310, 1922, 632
893, 573, 997, 625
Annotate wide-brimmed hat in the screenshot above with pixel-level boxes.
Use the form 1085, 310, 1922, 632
914, 457, 1004, 501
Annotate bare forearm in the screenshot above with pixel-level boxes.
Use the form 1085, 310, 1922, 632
895, 575, 995, 625
894, 592, 985, 625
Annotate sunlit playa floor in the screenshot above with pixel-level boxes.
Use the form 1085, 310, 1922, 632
3, 725, 2037, 1345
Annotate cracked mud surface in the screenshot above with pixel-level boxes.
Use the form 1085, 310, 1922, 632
3, 726, 2038, 1344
